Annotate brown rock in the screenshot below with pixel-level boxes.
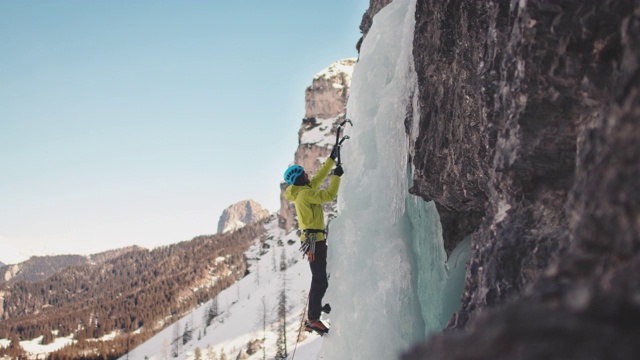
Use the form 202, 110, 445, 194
278, 59, 355, 231
217, 200, 269, 234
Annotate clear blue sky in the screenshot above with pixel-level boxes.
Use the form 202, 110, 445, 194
0, 0, 369, 263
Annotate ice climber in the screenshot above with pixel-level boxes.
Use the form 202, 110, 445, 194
283, 148, 343, 335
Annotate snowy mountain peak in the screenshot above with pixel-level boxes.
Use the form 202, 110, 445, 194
314, 58, 356, 81
305, 59, 355, 121
217, 199, 269, 234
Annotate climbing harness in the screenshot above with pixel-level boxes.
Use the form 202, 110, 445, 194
300, 230, 324, 259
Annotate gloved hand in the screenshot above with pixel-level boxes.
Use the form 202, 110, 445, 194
329, 146, 340, 161
334, 165, 344, 177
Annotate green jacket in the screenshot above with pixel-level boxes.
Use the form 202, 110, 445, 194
284, 158, 340, 241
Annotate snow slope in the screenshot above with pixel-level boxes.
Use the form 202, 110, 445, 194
120, 216, 324, 360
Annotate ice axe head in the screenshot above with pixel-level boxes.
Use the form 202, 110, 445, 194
339, 118, 353, 128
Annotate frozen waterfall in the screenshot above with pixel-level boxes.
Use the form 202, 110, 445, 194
319, 0, 471, 359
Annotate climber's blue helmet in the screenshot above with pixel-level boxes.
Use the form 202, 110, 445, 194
284, 165, 304, 185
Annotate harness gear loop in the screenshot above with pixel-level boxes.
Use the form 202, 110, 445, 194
300, 229, 325, 260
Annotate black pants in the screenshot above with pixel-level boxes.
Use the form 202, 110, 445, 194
308, 241, 328, 320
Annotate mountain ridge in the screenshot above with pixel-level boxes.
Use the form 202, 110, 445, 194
0, 246, 143, 284
0, 223, 264, 359
216, 199, 269, 234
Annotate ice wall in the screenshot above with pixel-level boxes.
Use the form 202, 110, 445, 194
405, 191, 448, 335
441, 236, 472, 325
318, 0, 454, 359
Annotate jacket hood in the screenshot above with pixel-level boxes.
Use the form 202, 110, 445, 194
285, 185, 304, 201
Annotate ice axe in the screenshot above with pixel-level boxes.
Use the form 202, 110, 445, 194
334, 118, 353, 166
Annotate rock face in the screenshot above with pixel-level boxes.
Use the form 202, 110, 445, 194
360, 0, 640, 359
2, 264, 21, 282
304, 60, 353, 119
217, 200, 269, 234
359, 0, 393, 37
278, 59, 356, 231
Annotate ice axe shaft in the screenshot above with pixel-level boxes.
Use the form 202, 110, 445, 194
334, 118, 353, 166
335, 119, 351, 146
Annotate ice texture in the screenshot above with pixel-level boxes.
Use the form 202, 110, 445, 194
319, 0, 471, 358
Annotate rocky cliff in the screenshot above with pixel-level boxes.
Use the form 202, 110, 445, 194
278, 59, 356, 231
359, 0, 393, 38
217, 199, 269, 234
358, 0, 640, 359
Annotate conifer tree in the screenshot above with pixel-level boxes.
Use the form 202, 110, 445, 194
257, 297, 269, 360
205, 297, 219, 327
279, 247, 287, 271
182, 322, 192, 345
6, 334, 26, 359
271, 246, 277, 272
41, 330, 55, 345
161, 338, 170, 360
206, 344, 216, 360
275, 275, 289, 359
254, 261, 260, 285
171, 322, 180, 358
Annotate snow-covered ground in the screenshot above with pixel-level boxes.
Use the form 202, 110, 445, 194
0, 216, 324, 360
300, 115, 341, 147
121, 216, 325, 360
0, 331, 75, 360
